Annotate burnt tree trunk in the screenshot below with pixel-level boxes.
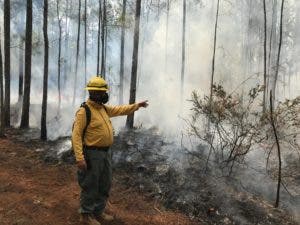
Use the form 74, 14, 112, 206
56, 0, 62, 112
18, 40, 24, 103
20, 0, 32, 128
96, 0, 102, 75
126, 0, 142, 129
72, 0, 81, 106
41, 0, 49, 140
119, 0, 127, 104
101, 0, 107, 78
263, 0, 267, 112
4, 0, 10, 127
180, 0, 186, 105
0, 35, 4, 136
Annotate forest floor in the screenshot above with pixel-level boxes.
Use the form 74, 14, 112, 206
0, 129, 200, 225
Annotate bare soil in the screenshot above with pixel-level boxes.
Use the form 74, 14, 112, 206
0, 132, 200, 225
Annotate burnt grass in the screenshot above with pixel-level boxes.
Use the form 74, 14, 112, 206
25, 127, 299, 225
109, 128, 299, 225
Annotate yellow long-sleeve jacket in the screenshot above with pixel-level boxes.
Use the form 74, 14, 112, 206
72, 99, 139, 161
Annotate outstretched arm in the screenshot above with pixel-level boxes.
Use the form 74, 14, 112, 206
105, 100, 149, 117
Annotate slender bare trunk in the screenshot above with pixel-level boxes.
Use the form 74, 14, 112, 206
263, 0, 267, 113
164, 0, 170, 74
56, 0, 62, 112
41, 0, 49, 140
104, 23, 108, 78
0, 34, 4, 136
180, 0, 186, 105
18, 40, 24, 103
126, 0, 142, 129
272, 0, 284, 103
267, 0, 278, 85
72, 0, 81, 106
4, 0, 10, 127
96, 0, 102, 75
63, 0, 70, 88
119, 0, 127, 104
209, 0, 220, 106
101, 0, 107, 77
84, 0, 87, 98
20, 0, 32, 128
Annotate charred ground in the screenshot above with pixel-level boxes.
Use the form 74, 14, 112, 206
0, 127, 299, 225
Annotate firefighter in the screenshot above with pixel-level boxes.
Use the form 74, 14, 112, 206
72, 76, 148, 225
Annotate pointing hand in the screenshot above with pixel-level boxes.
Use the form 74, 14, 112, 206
138, 100, 149, 108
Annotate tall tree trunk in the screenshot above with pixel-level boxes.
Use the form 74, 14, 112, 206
267, 3, 274, 98
164, 0, 170, 74
96, 0, 102, 75
209, 0, 220, 106
101, 0, 107, 78
57, 0, 62, 113
263, 0, 267, 112
0, 34, 4, 136
240, 0, 250, 98
4, 0, 10, 127
41, 0, 49, 140
63, 0, 70, 88
246, 0, 253, 81
84, 0, 87, 98
126, 0, 142, 129
269, 0, 278, 99
180, 0, 186, 105
104, 20, 108, 78
18, 40, 24, 103
267, 0, 278, 74
20, 0, 32, 128
157, 0, 160, 17
119, 0, 127, 104
272, 0, 284, 103
72, 0, 81, 106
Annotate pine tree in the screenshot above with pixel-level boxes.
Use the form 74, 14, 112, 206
20, 0, 33, 129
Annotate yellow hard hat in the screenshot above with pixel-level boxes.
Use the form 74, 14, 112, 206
85, 76, 109, 91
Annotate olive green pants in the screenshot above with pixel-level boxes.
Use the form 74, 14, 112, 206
77, 148, 112, 215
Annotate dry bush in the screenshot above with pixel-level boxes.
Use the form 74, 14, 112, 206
188, 84, 300, 177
